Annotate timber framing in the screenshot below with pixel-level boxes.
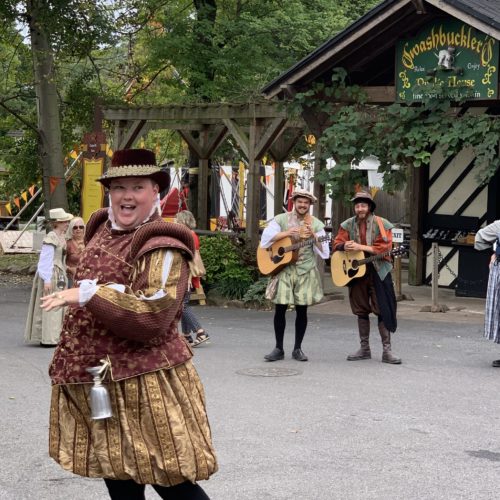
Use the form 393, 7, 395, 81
100, 102, 304, 246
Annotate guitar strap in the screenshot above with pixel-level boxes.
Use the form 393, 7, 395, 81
376, 216, 388, 242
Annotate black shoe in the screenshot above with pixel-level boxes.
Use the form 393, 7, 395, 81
292, 348, 308, 361
492, 359, 500, 367
264, 348, 284, 361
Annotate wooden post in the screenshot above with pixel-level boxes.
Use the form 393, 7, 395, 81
274, 160, 284, 216
394, 243, 402, 300
409, 165, 426, 285
246, 119, 261, 248
198, 158, 209, 230
431, 242, 439, 307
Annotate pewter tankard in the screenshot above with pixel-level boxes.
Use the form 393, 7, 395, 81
86, 363, 112, 420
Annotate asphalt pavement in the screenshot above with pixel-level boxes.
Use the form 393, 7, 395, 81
1, 281, 500, 500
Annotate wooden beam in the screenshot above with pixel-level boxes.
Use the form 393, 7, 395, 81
102, 102, 290, 122
201, 125, 228, 158
223, 118, 250, 158
178, 130, 204, 158
118, 120, 147, 149
269, 127, 303, 162
425, 0, 500, 39
255, 117, 288, 159
410, 0, 426, 14
113, 120, 128, 150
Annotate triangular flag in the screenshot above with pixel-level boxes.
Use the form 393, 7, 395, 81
5, 203, 11, 215
69, 150, 78, 159
13, 197, 20, 209
370, 186, 379, 198
49, 176, 61, 194
21, 192, 28, 202
29, 185, 36, 197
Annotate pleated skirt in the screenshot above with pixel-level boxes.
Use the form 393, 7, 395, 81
49, 360, 218, 486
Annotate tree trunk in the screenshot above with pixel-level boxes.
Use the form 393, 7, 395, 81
27, 0, 67, 214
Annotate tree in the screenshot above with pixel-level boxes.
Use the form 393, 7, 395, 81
0, 0, 113, 213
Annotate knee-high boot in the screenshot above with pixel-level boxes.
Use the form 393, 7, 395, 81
378, 321, 402, 364
347, 316, 371, 361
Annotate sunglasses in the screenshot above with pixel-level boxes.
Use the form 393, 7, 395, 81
73, 225, 84, 229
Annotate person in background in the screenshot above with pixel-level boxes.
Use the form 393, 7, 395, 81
175, 210, 210, 347
474, 220, 500, 367
65, 216, 86, 288
333, 190, 401, 364
25, 208, 73, 347
40, 149, 217, 500
261, 188, 329, 362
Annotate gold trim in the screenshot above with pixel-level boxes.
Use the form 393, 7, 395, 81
99, 165, 159, 180
106, 382, 125, 477
124, 378, 154, 484
144, 372, 178, 484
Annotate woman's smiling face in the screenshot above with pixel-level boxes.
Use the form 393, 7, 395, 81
109, 177, 159, 230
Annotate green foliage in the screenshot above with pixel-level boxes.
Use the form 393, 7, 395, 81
242, 277, 271, 307
199, 233, 256, 300
293, 68, 500, 200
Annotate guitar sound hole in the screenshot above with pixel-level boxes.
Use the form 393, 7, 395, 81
277, 247, 285, 256
351, 260, 359, 270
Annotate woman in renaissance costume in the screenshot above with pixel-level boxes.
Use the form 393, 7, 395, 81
65, 216, 86, 288
25, 208, 73, 346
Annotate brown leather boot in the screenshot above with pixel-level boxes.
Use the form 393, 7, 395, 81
378, 322, 402, 364
347, 317, 371, 361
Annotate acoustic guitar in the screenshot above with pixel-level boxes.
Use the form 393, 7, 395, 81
257, 235, 330, 276
331, 245, 407, 286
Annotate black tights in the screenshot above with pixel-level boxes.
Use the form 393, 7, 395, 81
104, 478, 210, 500
273, 304, 308, 350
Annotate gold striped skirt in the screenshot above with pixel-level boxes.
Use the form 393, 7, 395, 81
49, 360, 218, 486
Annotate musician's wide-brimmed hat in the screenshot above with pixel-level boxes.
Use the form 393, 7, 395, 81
97, 149, 170, 192
351, 190, 376, 211
290, 188, 317, 204
49, 208, 73, 222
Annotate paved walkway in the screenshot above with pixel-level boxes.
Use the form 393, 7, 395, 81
1, 281, 496, 500
318, 270, 486, 325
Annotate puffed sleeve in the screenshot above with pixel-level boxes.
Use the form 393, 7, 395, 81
84, 248, 189, 342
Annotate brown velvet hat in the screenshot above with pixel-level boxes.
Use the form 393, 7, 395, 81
351, 190, 376, 211
97, 149, 170, 192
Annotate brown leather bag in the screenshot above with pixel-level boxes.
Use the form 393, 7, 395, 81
189, 249, 206, 278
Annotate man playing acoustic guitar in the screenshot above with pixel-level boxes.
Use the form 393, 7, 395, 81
261, 188, 330, 362
333, 191, 402, 364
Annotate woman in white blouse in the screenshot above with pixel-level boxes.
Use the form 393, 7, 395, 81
24, 208, 73, 346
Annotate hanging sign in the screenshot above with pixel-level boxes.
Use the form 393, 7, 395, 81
81, 157, 105, 223
395, 19, 498, 102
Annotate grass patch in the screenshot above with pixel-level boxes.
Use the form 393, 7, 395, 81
0, 253, 38, 271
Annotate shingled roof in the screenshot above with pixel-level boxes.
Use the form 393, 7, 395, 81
262, 0, 500, 99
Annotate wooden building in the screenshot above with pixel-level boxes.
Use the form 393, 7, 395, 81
262, 0, 500, 297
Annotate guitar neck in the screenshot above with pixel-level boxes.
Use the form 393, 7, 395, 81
358, 249, 392, 265
285, 235, 327, 253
